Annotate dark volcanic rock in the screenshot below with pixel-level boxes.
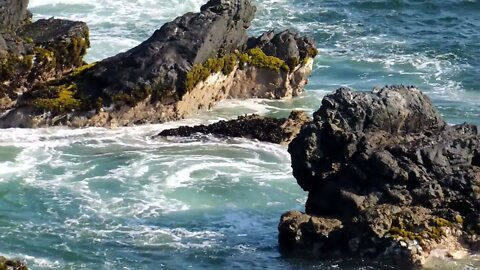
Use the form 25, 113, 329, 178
281, 85, 480, 266
0, 0, 316, 128
247, 29, 317, 68
158, 111, 311, 145
290, 86, 446, 192
0, 17, 89, 111
0, 0, 30, 32
80, 0, 256, 99
18, 18, 90, 69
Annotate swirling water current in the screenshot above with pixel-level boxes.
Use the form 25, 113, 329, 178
1, 0, 480, 269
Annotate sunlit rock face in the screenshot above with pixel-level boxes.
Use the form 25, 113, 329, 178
281, 86, 480, 266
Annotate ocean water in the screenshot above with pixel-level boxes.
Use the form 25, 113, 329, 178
1, 0, 480, 269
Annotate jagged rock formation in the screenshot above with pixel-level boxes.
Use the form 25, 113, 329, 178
0, 0, 316, 128
0, 0, 30, 32
0, 256, 28, 270
158, 111, 311, 145
280, 86, 480, 266
0, 0, 90, 111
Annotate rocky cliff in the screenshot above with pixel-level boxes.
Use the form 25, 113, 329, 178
280, 85, 480, 266
0, 0, 316, 128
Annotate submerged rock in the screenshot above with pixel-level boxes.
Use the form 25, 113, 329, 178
280, 85, 480, 266
0, 0, 316, 128
0, 256, 28, 270
158, 111, 311, 145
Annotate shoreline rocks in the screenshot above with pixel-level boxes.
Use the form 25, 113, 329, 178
0, 256, 28, 270
0, 0, 316, 128
279, 85, 480, 266
0, 0, 30, 32
0, 0, 90, 112
158, 111, 311, 145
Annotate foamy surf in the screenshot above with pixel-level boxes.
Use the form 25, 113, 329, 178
3, 0, 480, 269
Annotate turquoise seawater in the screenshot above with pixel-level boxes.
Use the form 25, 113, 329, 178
1, 0, 480, 269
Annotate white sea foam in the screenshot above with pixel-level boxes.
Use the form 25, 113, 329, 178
6, 0, 479, 269
0, 96, 301, 229
29, 0, 204, 61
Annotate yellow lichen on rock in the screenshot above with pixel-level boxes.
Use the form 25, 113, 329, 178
33, 83, 82, 113
387, 217, 460, 242
244, 48, 290, 73
184, 48, 292, 93
0, 53, 34, 80
184, 53, 238, 92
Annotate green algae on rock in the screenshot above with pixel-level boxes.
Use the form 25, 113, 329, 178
184, 48, 291, 93
0, 0, 316, 128
25, 62, 99, 113
242, 48, 290, 73
0, 256, 28, 270
32, 83, 83, 113
18, 18, 90, 72
0, 17, 90, 112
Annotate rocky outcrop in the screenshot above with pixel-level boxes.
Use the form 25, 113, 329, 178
0, 256, 28, 270
280, 86, 480, 266
0, 7, 90, 111
0, 0, 30, 32
158, 111, 311, 145
0, 0, 316, 128
18, 18, 90, 71
81, 0, 256, 98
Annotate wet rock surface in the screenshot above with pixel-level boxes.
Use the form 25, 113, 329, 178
0, 0, 316, 128
280, 86, 480, 266
158, 111, 311, 145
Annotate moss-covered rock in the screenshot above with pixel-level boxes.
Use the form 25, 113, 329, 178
111, 85, 153, 108
0, 256, 28, 270
184, 53, 238, 93
387, 216, 461, 242
23, 62, 98, 113
244, 48, 290, 72
32, 83, 83, 113
0, 18, 90, 111
18, 18, 90, 72
0, 0, 316, 128
184, 48, 291, 92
